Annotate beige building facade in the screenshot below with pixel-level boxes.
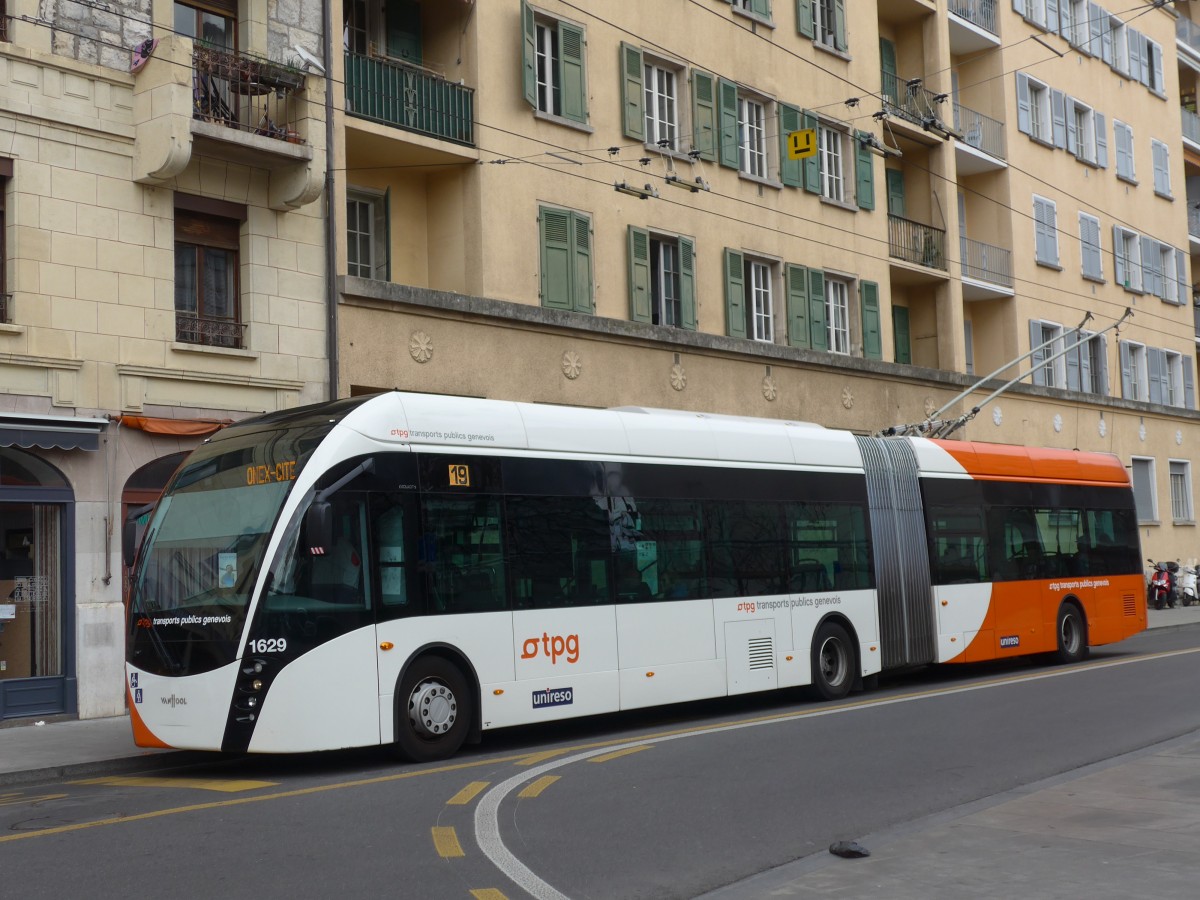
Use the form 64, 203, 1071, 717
0, 0, 328, 720
331, 0, 1200, 568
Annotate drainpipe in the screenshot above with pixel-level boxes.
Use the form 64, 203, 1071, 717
323, 0, 339, 400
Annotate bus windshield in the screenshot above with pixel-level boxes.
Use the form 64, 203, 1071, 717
127, 421, 332, 676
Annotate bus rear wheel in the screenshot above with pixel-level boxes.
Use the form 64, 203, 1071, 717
810, 621, 855, 701
1055, 602, 1089, 664
395, 657, 472, 763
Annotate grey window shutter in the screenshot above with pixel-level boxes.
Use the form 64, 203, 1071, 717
1052, 90, 1066, 148
1113, 225, 1126, 286
1030, 320, 1048, 387
834, 0, 847, 51
1176, 245, 1189, 307
628, 226, 652, 323
1141, 235, 1157, 296
521, 0, 537, 108
855, 131, 875, 209
1088, 3, 1103, 56
1047, 0, 1059, 33
1152, 41, 1164, 92
558, 21, 588, 124
808, 268, 827, 351
1094, 112, 1107, 167
572, 213, 593, 313
1129, 29, 1142, 82
1098, 334, 1110, 395
860, 281, 881, 359
1078, 332, 1092, 393
718, 78, 739, 169
752, 0, 771, 19
679, 237, 696, 330
620, 43, 644, 141
786, 263, 810, 349
779, 103, 802, 187
540, 207, 574, 310
1013, 0, 1026, 17
1140, 35, 1152, 87
691, 70, 716, 161
1016, 73, 1031, 135
797, 0, 814, 39
802, 110, 820, 193
724, 248, 746, 338
1148, 348, 1165, 404
1115, 122, 1129, 177
1101, 18, 1113, 65
1066, 333, 1081, 391
1119, 341, 1133, 398
1185, 359, 1196, 410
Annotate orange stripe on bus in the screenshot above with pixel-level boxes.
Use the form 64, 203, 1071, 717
931, 440, 1131, 486
128, 687, 172, 749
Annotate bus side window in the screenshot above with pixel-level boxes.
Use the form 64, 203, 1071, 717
507, 495, 612, 609
372, 492, 419, 617
420, 496, 507, 614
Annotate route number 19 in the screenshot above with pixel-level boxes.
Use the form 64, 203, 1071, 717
448, 464, 471, 487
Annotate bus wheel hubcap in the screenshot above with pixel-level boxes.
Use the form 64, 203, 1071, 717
409, 680, 457, 737
820, 638, 846, 686
1062, 617, 1079, 653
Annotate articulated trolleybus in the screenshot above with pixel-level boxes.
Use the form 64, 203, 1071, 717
126, 392, 1145, 761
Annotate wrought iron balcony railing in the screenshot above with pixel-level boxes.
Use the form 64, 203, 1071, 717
881, 70, 951, 133
345, 52, 475, 146
0, 293, 10, 324
190, 44, 306, 143
960, 235, 1013, 287
953, 101, 1006, 160
888, 214, 947, 271
948, 0, 998, 36
0, 0, 8, 43
176, 312, 246, 349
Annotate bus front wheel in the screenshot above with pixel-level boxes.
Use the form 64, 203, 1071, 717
1055, 603, 1089, 664
395, 657, 472, 763
810, 621, 855, 701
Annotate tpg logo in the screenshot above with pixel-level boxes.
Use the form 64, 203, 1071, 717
521, 632, 580, 664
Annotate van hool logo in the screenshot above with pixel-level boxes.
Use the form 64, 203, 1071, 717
999, 635, 1021, 648
160, 694, 188, 708
532, 687, 574, 709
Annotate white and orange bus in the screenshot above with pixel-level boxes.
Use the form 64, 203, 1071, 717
125, 392, 1145, 761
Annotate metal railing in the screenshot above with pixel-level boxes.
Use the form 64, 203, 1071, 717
0, 0, 8, 42
345, 52, 475, 146
953, 101, 1006, 160
889, 214, 947, 271
1178, 16, 1200, 55
959, 235, 1013, 287
1189, 205, 1200, 240
1184, 106, 1200, 145
176, 312, 246, 349
189, 45, 306, 143
0, 293, 10, 324
881, 70, 951, 132
948, 0, 998, 36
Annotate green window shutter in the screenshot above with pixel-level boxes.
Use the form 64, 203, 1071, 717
880, 38, 898, 105
572, 212, 593, 313
892, 305, 911, 364
386, 0, 423, 64
628, 225, 652, 323
796, 0, 814, 38
375, 189, 391, 281
855, 131, 875, 210
808, 267, 827, 351
724, 248, 746, 338
786, 263, 810, 349
834, 0, 847, 51
558, 21, 587, 124
752, 0, 771, 19
679, 237, 697, 330
860, 280, 881, 359
885, 167, 905, 217
521, 0, 537, 108
801, 110, 819, 193
540, 206, 573, 310
620, 43, 644, 141
691, 70, 717, 161
779, 103, 802, 187
718, 78, 739, 169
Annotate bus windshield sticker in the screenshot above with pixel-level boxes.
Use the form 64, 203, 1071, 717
448, 464, 471, 487
218, 553, 237, 588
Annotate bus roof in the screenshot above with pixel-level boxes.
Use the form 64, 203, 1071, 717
927, 439, 1130, 486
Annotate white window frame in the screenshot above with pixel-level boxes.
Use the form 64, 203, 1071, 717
1078, 212, 1103, 281
1026, 0, 1047, 29
346, 187, 387, 281
1161, 245, 1178, 304
1033, 320, 1067, 388
644, 60, 679, 151
1151, 139, 1172, 198
1033, 195, 1059, 267
1170, 459, 1193, 522
746, 258, 774, 342
1114, 226, 1142, 291
1145, 38, 1164, 94
1110, 17, 1128, 74
1081, 331, 1107, 395
1131, 456, 1157, 523
818, 123, 845, 202
825, 277, 850, 355
1166, 349, 1185, 407
1127, 340, 1148, 401
1028, 79, 1051, 144
1067, 98, 1095, 164
1069, 0, 1088, 47
814, 0, 838, 48
534, 20, 559, 117
737, 94, 769, 179
650, 234, 684, 328
1114, 120, 1135, 182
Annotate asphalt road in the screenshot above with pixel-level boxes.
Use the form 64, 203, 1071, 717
3, 627, 1200, 900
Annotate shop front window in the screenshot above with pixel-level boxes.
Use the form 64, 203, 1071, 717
0, 504, 63, 681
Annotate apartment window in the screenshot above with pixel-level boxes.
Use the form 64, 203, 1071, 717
1113, 226, 1141, 291
1151, 140, 1171, 198
1024, 0, 1047, 29
346, 189, 389, 281
825, 278, 849, 355
1030, 320, 1065, 388
723, 249, 775, 341
748, 258, 774, 342
1016, 75, 1052, 144
1120, 340, 1148, 401
644, 63, 678, 149
1066, 99, 1095, 163
1114, 120, 1135, 182
1066, 331, 1108, 395
539, 206, 592, 313
818, 125, 845, 202
1160, 245, 1177, 304
1078, 212, 1103, 281
0, 171, 7, 324
1110, 18, 1128, 74
0, 0, 9, 43
1144, 38, 1164, 95
732, 0, 772, 23
175, 1, 235, 51
1164, 350, 1184, 407
1131, 457, 1156, 523
522, 4, 587, 125
1171, 461, 1193, 522
813, 0, 844, 50
1033, 196, 1059, 267
652, 236, 683, 327
174, 207, 242, 349
630, 227, 695, 329
738, 96, 768, 179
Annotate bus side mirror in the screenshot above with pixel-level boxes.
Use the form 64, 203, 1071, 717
305, 501, 333, 554
122, 519, 138, 569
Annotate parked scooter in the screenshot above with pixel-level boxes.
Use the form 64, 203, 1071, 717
1179, 564, 1197, 608
1147, 559, 1179, 610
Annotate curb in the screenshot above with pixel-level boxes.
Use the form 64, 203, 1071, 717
0, 750, 222, 789
1145, 619, 1200, 637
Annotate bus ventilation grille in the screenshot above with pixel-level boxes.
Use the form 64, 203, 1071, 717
1123, 594, 1137, 616
748, 637, 774, 670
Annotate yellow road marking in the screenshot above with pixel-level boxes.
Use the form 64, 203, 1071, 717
447, 781, 489, 806
0, 793, 67, 807
517, 775, 560, 798
588, 746, 649, 764
431, 825, 465, 858
470, 890, 508, 900
72, 776, 276, 793
1, 644, 1193, 846
516, 749, 567, 766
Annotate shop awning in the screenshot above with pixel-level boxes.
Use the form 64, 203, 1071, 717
114, 415, 231, 437
0, 412, 109, 452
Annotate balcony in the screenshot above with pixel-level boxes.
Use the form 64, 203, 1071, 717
948, 0, 1000, 54
960, 236, 1014, 300
1179, 16, 1200, 59
0, 292, 10, 324
889, 214, 947, 271
175, 313, 246, 350
1188, 204, 1200, 241
1184, 106, 1200, 149
132, 35, 324, 211
953, 101, 1006, 174
881, 71, 952, 144
345, 52, 475, 147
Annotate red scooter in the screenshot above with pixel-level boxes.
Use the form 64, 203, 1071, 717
1148, 560, 1178, 610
